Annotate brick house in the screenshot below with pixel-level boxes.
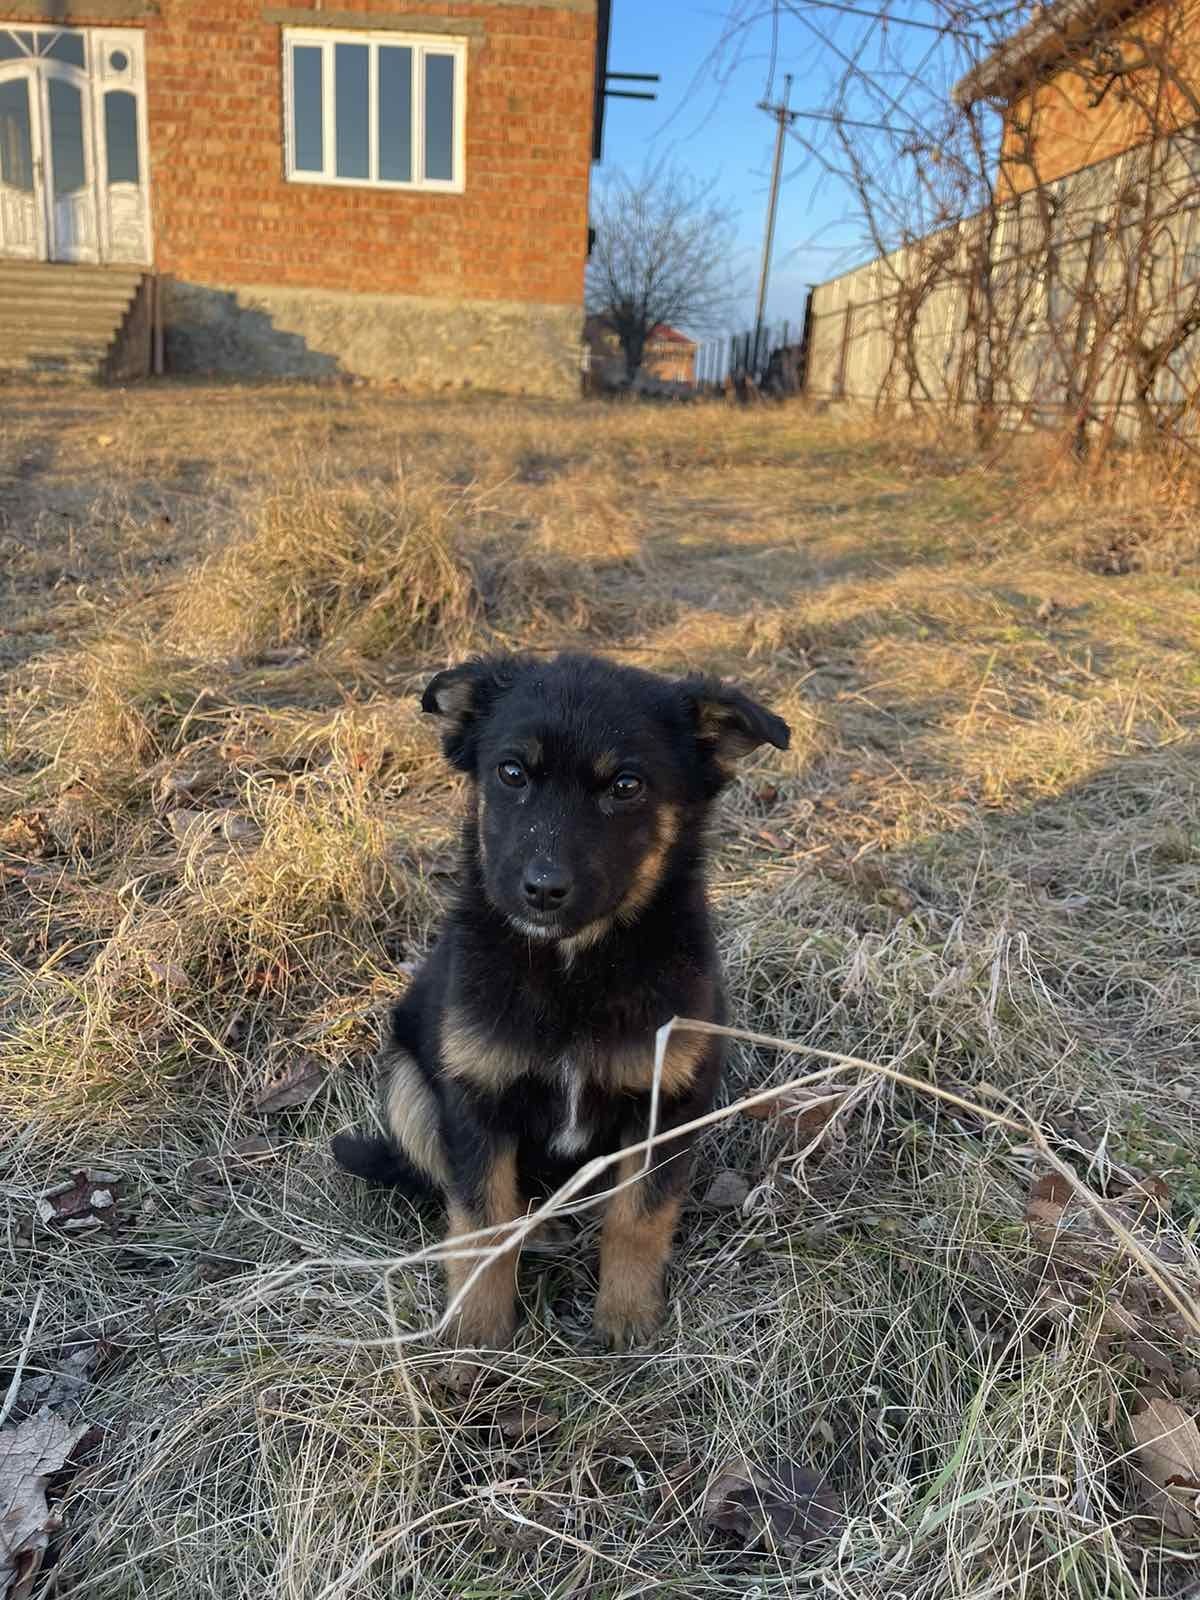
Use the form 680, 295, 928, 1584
954, 0, 1200, 197
0, 0, 611, 390
583, 314, 697, 386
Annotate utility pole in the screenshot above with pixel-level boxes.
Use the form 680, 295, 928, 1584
753, 73, 798, 375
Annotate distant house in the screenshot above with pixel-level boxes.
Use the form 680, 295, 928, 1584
0, 0, 613, 390
954, 0, 1200, 196
583, 314, 697, 386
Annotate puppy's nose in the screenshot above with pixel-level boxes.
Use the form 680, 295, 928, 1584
522, 859, 572, 912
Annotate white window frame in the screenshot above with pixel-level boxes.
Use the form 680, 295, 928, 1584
282, 27, 466, 194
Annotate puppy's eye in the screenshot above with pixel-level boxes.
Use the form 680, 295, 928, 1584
611, 772, 644, 801
497, 760, 527, 789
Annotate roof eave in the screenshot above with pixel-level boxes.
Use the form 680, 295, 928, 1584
952, 0, 1145, 105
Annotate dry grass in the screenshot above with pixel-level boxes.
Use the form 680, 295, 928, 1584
2, 383, 1200, 1600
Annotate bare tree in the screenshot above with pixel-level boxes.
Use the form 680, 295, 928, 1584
587, 164, 740, 382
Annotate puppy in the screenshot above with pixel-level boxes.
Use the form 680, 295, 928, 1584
333, 651, 789, 1349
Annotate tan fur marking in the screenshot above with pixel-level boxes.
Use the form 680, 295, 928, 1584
617, 803, 681, 925
475, 787, 488, 867
383, 1049, 449, 1186
444, 1147, 523, 1347
593, 749, 620, 781
602, 1028, 709, 1097
433, 678, 475, 719
595, 1153, 682, 1347
696, 700, 758, 760
558, 914, 614, 962
441, 1007, 531, 1090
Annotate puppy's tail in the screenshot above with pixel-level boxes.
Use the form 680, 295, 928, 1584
330, 1130, 441, 1202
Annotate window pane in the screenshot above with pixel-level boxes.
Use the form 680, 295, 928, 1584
378, 44, 412, 182
334, 41, 369, 179
291, 44, 323, 172
104, 90, 139, 184
0, 76, 33, 191
0, 30, 29, 60
45, 30, 86, 67
48, 77, 86, 196
423, 52, 454, 182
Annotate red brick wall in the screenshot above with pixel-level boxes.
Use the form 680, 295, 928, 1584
86, 0, 594, 305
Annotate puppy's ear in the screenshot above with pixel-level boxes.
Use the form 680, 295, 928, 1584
420, 655, 521, 773
682, 677, 790, 786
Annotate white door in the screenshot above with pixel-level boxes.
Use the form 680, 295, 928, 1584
41, 59, 100, 262
0, 64, 44, 259
0, 27, 150, 266
92, 30, 151, 264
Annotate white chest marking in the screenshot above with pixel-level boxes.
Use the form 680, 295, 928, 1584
550, 1058, 590, 1156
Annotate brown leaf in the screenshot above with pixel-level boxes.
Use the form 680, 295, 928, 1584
1025, 1171, 1072, 1240
1129, 1398, 1200, 1536
146, 958, 189, 992
703, 1170, 751, 1210
755, 828, 789, 851
254, 1057, 328, 1114
0, 1412, 90, 1596
0, 812, 53, 860
742, 1086, 849, 1144
703, 1457, 844, 1551
35, 1170, 122, 1234
491, 1402, 561, 1442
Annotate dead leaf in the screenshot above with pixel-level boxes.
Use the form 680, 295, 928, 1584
1130, 1398, 1200, 1536
703, 1170, 751, 1210
491, 1402, 561, 1442
146, 958, 189, 992
1025, 1171, 1073, 1239
94, 432, 115, 448
166, 808, 259, 849
1025, 1171, 1175, 1252
254, 1057, 328, 1113
13, 1344, 102, 1421
0, 1412, 89, 1596
755, 828, 789, 851
703, 1457, 844, 1551
0, 812, 53, 860
742, 1085, 849, 1144
35, 1171, 122, 1235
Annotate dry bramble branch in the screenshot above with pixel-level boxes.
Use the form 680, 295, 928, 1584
240, 1015, 1200, 1349
756, 0, 1200, 455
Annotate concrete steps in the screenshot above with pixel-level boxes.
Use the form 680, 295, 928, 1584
0, 262, 147, 380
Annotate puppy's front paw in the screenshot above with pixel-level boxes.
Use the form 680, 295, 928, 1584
594, 1284, 665, 1350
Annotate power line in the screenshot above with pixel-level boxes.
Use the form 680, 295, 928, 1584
783, 0, 981, 40
789, 106, 905, 133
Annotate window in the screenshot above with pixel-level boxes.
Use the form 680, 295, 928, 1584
283, 29, 465, 192
104, 90, 139, 185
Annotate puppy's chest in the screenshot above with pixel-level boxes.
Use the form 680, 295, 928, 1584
440, 1005, 706, 1107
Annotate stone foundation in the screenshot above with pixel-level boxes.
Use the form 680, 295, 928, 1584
161, 279, 583, 398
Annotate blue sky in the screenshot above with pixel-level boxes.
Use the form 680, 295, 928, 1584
594, 0, 999, 336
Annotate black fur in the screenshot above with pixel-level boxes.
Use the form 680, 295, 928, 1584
333, 651, 789, 1347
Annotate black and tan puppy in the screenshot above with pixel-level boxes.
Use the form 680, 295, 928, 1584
332, 652, 789, 1349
